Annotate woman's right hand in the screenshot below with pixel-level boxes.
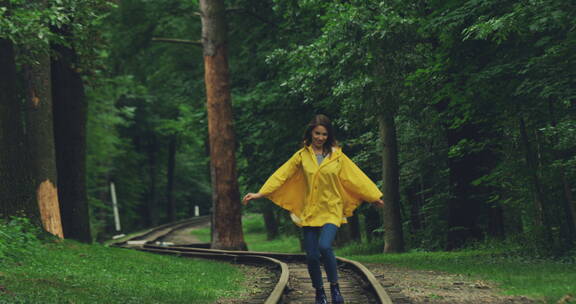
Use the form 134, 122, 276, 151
242, 192, 263, 205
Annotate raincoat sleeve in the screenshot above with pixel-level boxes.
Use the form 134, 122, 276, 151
339, 153, 383, 217
258, 150, 306, 216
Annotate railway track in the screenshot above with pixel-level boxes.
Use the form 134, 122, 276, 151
117, 216, 211, 246
114, 218, 401, 304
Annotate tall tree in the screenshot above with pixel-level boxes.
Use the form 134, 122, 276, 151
199, 0, 246, 250
146, 134, 159, 226
51, 25, 92, 242
23, 45, 64, 238
379, 111, 405, 252
0, 37, 33, 220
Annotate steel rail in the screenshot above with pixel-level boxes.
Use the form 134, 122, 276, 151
118, 219, 394, 304
109, 216, 210, 247
135, 245, 289, 304
145, 244, 394, 304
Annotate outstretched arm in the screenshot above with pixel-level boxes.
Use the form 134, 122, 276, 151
243, 149, 303, 207
373, 198, 385, 208
242, 192, 263, 205
339, 153, 383, 203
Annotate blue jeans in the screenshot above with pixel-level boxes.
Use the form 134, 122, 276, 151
303, 224, 339, 289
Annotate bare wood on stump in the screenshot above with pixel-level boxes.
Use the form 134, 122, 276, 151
24, 48, 64, 238
378, 112, 404, 253
37, 180, 63, 237
200, 0, 246, 250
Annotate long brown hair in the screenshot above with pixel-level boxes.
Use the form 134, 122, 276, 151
303, 114, 337, 156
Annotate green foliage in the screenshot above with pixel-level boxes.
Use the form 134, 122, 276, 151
399, 0, 576, 251
0, 217, 42, 262
82, 0, 213, 238
0, 0, 114, 64
231, 0, 576, 253
85, 74, 146, 239
0, 0, 68, 44
5, 0, 567, 254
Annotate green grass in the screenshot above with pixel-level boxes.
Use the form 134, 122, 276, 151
192, 213, 301, 253
0, 220, 249, 304
192, 226, 211, 243
340, 248, 576, 303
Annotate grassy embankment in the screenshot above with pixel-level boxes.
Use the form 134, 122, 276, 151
197, 213, 576, 303
0, 218, 247, 304
192, 213, 301, 253
340, 246, 575, 303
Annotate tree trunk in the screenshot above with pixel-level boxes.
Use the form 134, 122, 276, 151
23, 46, 64, 238
262, 204, 279, 240
349, 213, 361, 242
364, 208, 382, 241
200, 0, 246, 250
405, 180, 422, 234
147, 137, 158, 226
487, 205, 505, 239
51, 28, 91, 243
548, 100, 576, 242
0, 38, 35, 220
378, 112, 404, 253
166, 136, 177, 222
560, 171, 576, 241
519, 117, 546, 228
445, 121, 490, 250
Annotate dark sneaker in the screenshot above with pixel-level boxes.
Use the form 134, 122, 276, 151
330, 283, 344, 304
315, 287, 328, 304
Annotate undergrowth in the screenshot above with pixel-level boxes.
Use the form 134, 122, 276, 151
0, 217, 248, 304
0, 217, 43, 262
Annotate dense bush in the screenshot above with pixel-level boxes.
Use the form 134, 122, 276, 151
0, 217, 43, 262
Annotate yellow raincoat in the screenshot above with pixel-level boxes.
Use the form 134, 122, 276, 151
258, 145, 383, 227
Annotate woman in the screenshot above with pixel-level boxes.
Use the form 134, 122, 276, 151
242, 114, 384, 304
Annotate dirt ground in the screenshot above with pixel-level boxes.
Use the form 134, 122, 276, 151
367, 263, 541, 304
215, 264, 275, 304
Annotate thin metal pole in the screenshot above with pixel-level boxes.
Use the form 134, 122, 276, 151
110, 182, 121, 232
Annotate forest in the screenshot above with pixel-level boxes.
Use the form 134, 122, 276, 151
1, 0, 575, 257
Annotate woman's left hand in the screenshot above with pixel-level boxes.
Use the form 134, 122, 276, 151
373, 199, 385, 208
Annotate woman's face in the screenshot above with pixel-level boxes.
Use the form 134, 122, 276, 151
311, 125, 328, 150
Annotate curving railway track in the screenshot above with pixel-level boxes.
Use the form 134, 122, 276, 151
113, 217, 403, 304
